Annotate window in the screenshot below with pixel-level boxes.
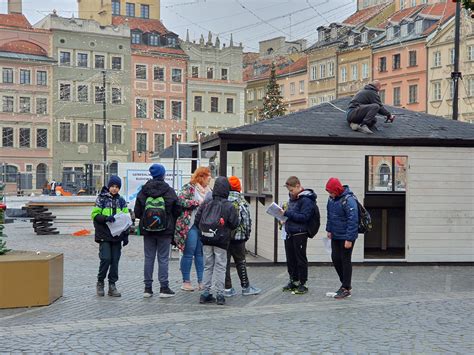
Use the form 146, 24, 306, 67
290, 82, 295, 95
112, 0, 120, 15
361, 32, 368, 43
60, 83, 71, 101
154, 99, 165, 119
247, 151, 258, 192
262, 149, 273, 193
299, 80, 305, 93
409, 50, 417, 67
95, 55, 105, 69
95, 85, 105, 103
126, 2, 135, 16
191, 66, 199, 78
136, 133, 147, 152
379, 90, 385, 104
59, 122, 71, 142
387, 27, 394, 40
279, 85, 284, 96
19, 97, 30, 113
247, 89, 254, 101
154, 67, 164, 81
154, 134, 165, 154
410, 0, 416, 6
449, 80, 455, 99
210, 97, 218, 112
149, 34, 159, 46
469, 46, 474, 61
351, 64, 358, 80
77, 84, 89, 102
20, 69, 30, 84
469, 78, 474, 97
433, 82, 442, 101
207, 67, 214, 79
450, 48, 455, 64
77, 53, 88, 68
401, 24, 408, 37
393, 54, 401, 69
341, 67, 347, 82
226, 98, 234, 113
348, 36, 354, 46
400, 0, 406, 10
111, 56, 122, 70
172, 68, 182, 82
132, 32, 141, 44
2, 96, 14, 112
136, 98, 147, 118
408, 84, 417, 104
171, 101, 182, 120
36, 129, 47, 148
362, 63, 369, 79
111, 87, 121, 104
36, 98, 47, 114
379, 57, 387, 72
367, 156, 407, 192
244, 148, 274, 193
319, 64, 326, 79
433, 51, 441, 67
167, 37, 177, 47
415, 20, 423, 34
77, 123, 88, 143
2, 68, 13, 84
59, 51, 71, 66
194, 96, 202, 112
393, 87, 401, 106
95, 124, 104, 143
141, 4, 149, 18
328, 62, 334, 77
2, 127, 13, 147
136, 64, 147, 79
112, 125, 122, 144
19, 128, 30, 148
311, 65, 317, 80
36, 71, 47, 86
221, 68, 228, 80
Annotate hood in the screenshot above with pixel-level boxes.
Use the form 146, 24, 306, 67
99, 186, 113, 198
291, 188, 317, 201
228, 190, 243, 202
141, 179, 171, 198
364, 84, 377, 92
212, 176, 230, 199
339, 185, 354, 199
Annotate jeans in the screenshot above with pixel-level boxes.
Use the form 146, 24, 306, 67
180, 225, 204, 283
97, 241, 122, 284
347, 104, 380, 128
225, 241, 249, 289
203, 245, 227, 296
331, 239, 355, 289
284, 233, 308, 285
144, 236, 171, 289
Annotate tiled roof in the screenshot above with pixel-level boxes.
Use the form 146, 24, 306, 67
421, 2, 456, 36
243, 52, 259, 65
112, 16, 170, 35
377, 4, 425, 29
0, 13, 31, 29
132, 44, 185, 56
243, 56, 293, 82
276, 56, 307, 77
0, 40, 47, 56
343, 3, 391, 26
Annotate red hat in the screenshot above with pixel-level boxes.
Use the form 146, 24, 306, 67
325, 177, 344, 196
228, 176, 241, 192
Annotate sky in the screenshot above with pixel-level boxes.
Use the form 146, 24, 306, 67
0, 0, 358, 52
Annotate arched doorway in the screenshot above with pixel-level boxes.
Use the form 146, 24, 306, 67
36, 163, 48, 189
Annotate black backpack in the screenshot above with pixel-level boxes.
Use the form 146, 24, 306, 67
306, 202, 321, 238
199, 200, 226, 243
342, 195, 372, 234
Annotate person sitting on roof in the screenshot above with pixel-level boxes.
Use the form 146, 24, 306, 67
346, 80, 394, 135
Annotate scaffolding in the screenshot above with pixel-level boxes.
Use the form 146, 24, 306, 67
172, 141, 201, 190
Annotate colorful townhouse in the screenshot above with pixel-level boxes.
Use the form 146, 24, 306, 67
275, 57, 308, 113
0, 4, 55, 194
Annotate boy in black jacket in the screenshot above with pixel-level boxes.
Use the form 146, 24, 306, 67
195, 177, 239, 305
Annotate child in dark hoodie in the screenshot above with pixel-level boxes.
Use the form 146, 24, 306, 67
195, 176, 239, 305
281, 176, 317, 295
91, 175, 129, 297
134, 164, 181, 298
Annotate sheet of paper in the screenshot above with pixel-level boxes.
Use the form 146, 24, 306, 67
322, 237, 332, 255
107, 212, 133, 237
266, 202, 288, 222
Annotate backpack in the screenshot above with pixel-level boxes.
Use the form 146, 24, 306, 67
306, 202, 321, 238
342, 195, 372, 234
142, 196, 167, 232
230, 198, 251, 241
199, 200, 226, 243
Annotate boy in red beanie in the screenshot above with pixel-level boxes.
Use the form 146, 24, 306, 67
325, 177, 358, 299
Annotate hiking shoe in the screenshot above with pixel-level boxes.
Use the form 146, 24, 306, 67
224, 287, 237, 298
96, 281, 105, 297
159, 287, 175, 298
200, 292, 216, 304
349, 123, 359, 131
143, 287, 153, 298
242, 285, 261, 296
108, 283, 121, 297
334, 288, 352, 299
180, 282, 194, 292
357, 124, 374, 134
216, 294, 226, 305
293, 284, 308, 295
282, 281, 298, 292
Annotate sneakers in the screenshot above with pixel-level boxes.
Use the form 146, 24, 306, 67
143, 286, 153, 298
282, 281, 298, 292
224, 287, 238, 298
108, 283, 121, 297
242, 285, 261, 296
356, 124, 374, 134
180, 282, 194, 292
334, 287, 352, 299
96, 281, 105, 297
199, 292, 216, 304
349, 123, 359, 131
293, 284, 308, 295
159, 287, 175, 298
195, 283, 205, 291
216, 294, 225, 305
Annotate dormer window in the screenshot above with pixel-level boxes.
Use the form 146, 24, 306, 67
318, 29, 325, 42
167, 37, 177, 47
394, 26, 400, 37
415, 20, 423, 34
401, 24, 408, 37
131, 31, 141, 44
331, 27, 337, 39
361, 32, 368, 43
348, 35, 354, 46
149, 34, 159, 46
387, 27, 394, 40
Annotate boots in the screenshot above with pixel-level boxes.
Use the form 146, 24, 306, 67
108, 283, 121, 297
96, 281, 105, 297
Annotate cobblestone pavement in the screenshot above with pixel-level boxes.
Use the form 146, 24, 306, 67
1, 220, 473, 353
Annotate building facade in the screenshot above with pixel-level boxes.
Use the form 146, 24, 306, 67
276, 57, 308, 113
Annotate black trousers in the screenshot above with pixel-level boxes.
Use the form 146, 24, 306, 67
284, 233, 308, 285
98, 241, 122, 284
347, 104, 379, 128
331, 239, 355, 289
225, 241, 249, 289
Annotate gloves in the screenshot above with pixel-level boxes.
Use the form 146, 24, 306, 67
122, 238, 129, 247
106, 216, 115, 223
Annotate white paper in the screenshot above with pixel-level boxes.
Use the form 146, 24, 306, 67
280, 228, 287, 240
323, 237, 332, 255
106, 213, 133, 237
266, 202, 288, 223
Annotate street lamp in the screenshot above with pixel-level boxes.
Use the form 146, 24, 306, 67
102, 70, 107, 186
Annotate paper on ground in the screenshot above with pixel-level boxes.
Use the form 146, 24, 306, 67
107, 213, 133, 237
266, 202, 288, 223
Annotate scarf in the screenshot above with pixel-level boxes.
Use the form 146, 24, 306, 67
195, 183, 211, 203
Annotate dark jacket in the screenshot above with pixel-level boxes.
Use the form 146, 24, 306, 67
92, 186, 129, 243
284, 189, 317, 236
348, 84, 391, 117
325, 186, 359, 242
195, 177, 239, 249
134, 178, 181, 237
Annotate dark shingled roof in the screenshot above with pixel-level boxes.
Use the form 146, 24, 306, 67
202, 97, 474, 149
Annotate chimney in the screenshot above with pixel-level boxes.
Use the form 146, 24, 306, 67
8, 0, 22, 14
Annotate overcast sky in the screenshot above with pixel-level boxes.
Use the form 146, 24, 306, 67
0, 0, 357, 52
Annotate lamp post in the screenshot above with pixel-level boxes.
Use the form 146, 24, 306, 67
102, 70, 107, 185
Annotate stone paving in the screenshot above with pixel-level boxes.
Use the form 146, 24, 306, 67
1, 220, 473, 354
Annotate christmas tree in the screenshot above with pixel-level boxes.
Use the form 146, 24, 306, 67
0, 183, 9, 255
259, 62, 286, 120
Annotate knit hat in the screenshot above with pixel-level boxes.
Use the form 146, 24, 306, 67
107, 175, 122, 189
325, 177, 344, 196
228, 176, 241, 192
149, 164, 166, 180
